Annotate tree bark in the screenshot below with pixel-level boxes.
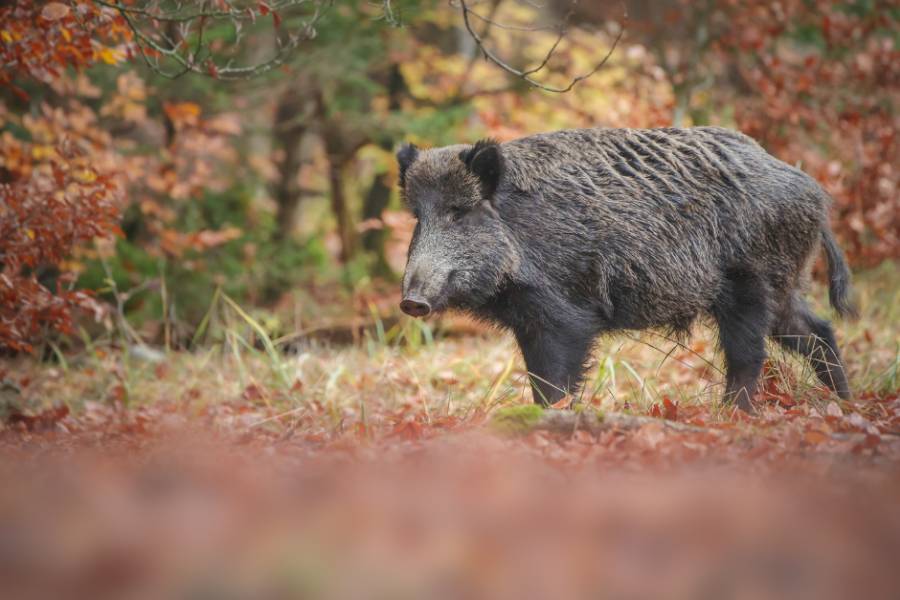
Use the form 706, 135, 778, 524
327, 157, 356, 263
360, 170, 393, 276
358, 63, 406, 277
272, 87, 309, 241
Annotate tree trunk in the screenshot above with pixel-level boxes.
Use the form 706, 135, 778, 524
273, 127, 306, 241
272, 88, 308, 241
360, 170, 393, 277
359, 63, 406, 277
327, 157, 356, 263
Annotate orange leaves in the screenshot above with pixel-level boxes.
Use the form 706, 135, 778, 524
158, 227, 243, 258
1, 57, 123, 350
803, 428, 829, 446
96, 46, 123, 66
722, 1, 899, 267
6, 403, 70, 433
1, 1, 133, 89
648, 397, 679, 421
163, 101, 203, 130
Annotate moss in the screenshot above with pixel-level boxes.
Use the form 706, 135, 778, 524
491, 404, 545, 434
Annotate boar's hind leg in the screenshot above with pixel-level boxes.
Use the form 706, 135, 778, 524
712, 269, 772, 412
514, 323, 595, 407
771, 298, 851, 400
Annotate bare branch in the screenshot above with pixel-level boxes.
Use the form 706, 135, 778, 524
456, 0, 628, 93
461, 4, 557, 32
93, 0, 331, 80
93, 0, 311, 23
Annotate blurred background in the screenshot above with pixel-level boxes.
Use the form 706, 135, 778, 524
1, 0, 896, 352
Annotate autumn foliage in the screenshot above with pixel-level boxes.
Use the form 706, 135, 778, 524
1, 1, 131, 350
1, 0, 897, 351
725, 1, 899, 266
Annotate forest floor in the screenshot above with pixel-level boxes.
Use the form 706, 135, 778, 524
1, 263, 898, 598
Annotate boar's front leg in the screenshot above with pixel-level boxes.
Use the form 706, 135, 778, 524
712, 268, 772, 412
514, 320, 596, 407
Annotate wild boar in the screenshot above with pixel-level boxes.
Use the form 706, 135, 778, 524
396, 127, 854, 411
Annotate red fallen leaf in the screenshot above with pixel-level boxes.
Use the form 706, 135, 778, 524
7, 404, 69, 432
242, 384, 264, 402
648, 404, 662, 418
743, 440, 772, 460
550, 396, 571, 409
663, 397, 678, 421
804, 430, 829, 445
852, 434, 880, 454
108, 383, 126, 403
353, 422, 368, 440
154, 363, 168, 380
258, 2, 271, 15
391, 419, 424, 441
431, 415, 462, 430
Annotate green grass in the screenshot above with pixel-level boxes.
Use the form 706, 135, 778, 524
8, 263, 898, 429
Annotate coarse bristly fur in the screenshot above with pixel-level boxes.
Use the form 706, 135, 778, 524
396, 127, 856, 411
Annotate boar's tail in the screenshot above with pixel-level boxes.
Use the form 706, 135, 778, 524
821, 225, 857, 319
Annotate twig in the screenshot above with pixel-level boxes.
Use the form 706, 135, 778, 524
456, 0, 627, 93
96, 0, 331, 80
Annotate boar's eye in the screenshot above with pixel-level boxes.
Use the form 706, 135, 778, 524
449, 205, 468, 221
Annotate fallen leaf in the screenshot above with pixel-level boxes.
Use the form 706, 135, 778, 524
804, 430, 829, 445
635, 423, 666, 450
7, 404, 70, 432
663, 397, 678, 421
846, 412, 869, 430
550, 396, 571, 409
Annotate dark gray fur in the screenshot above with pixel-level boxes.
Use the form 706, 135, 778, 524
397, 127, 855, 410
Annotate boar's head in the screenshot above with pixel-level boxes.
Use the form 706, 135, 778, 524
396, 139, 520, 317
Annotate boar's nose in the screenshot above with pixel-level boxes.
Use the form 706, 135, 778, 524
400, 297, 431, 318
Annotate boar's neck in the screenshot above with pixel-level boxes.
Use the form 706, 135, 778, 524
477, 277, 604, 338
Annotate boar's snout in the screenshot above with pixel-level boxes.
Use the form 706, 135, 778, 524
401, 253, 452, 317
399, 297, 431, 318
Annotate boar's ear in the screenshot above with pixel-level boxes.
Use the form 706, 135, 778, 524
459, 138, 503, 199
396, 143, 419, 188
